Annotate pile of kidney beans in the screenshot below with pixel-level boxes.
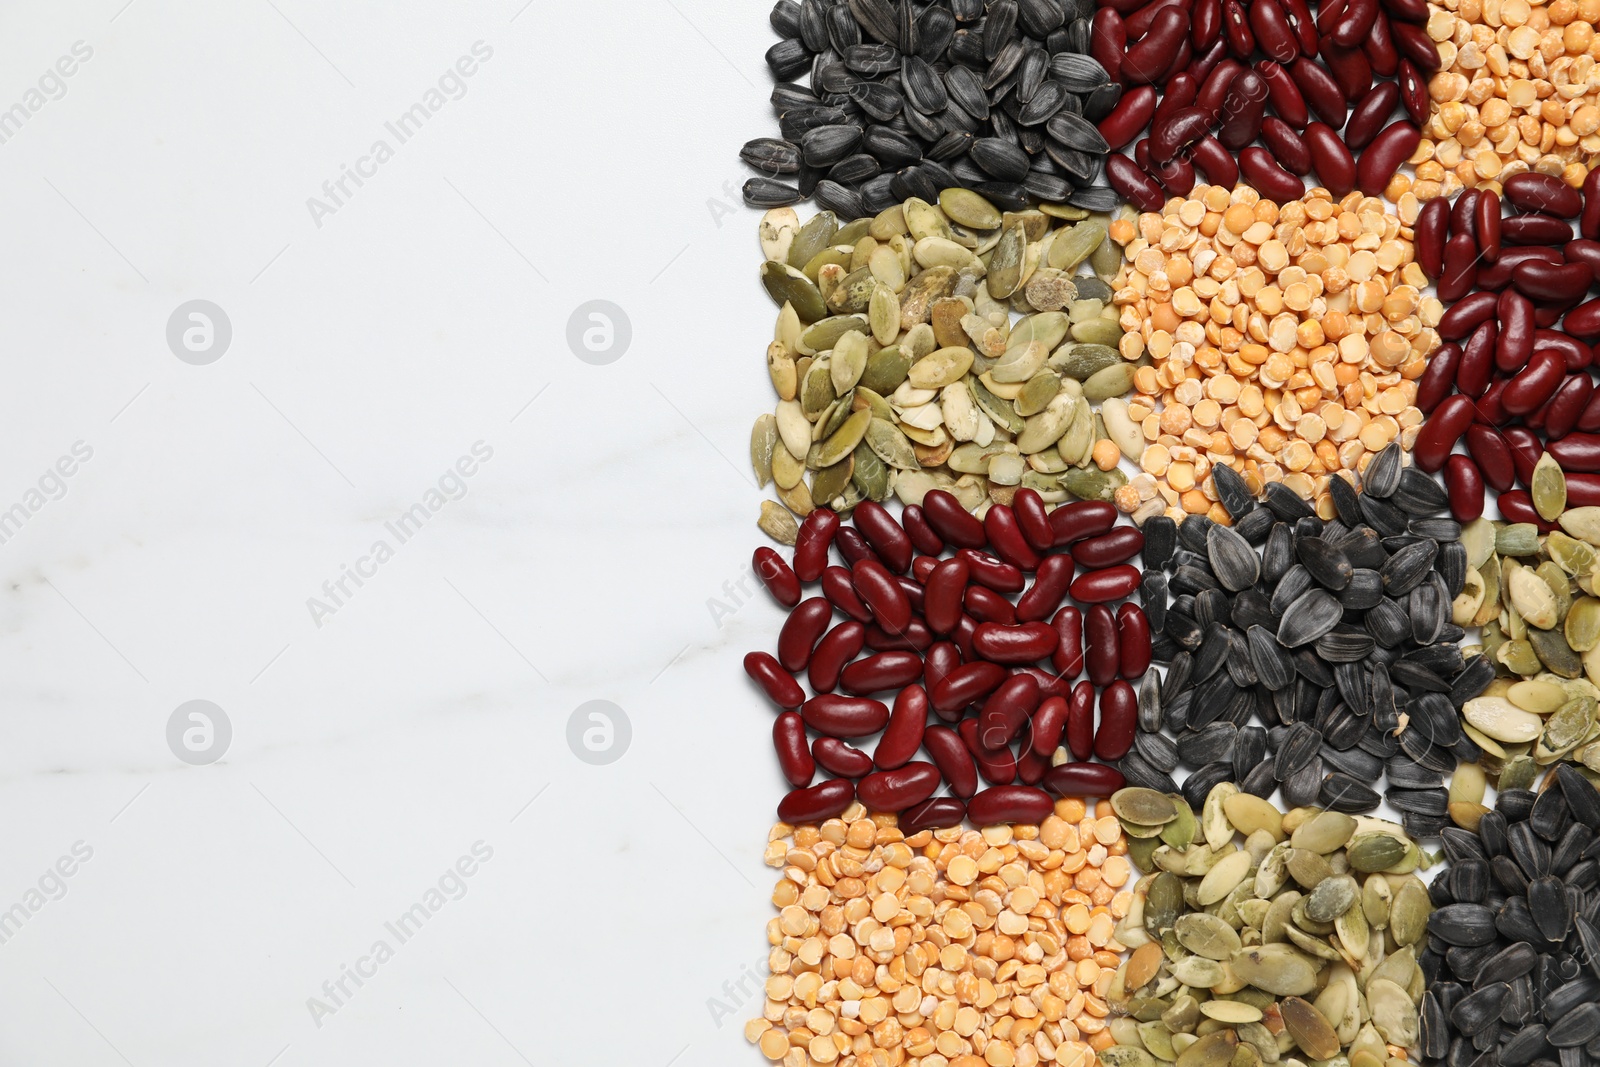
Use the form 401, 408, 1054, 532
1093, 0, 1435, 207
745, 490, 1149, 830
1413, 171, 1600, 528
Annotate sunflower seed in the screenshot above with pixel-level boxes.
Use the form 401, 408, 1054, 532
970, 136, 1031, 181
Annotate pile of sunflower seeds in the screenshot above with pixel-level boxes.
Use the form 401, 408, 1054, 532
1419, 767, 1600, 1067
744, 0, 1120, 217
1121, 444, 1494, 839
752, 191, 1135, 540
1106, 784, 1434, 1067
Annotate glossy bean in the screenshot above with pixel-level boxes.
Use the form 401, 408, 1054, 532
1072, 527, 1146, 569
1016, 553, 1075, 622
1097, 84, 1158, 152
1091, 8, 1127, 81
1414, 196, 1450, 279
1281, 0, 1320, 51
1343, 82, 1399, 149
1503, 212, 1575, 246
874, 684, 928, 770
930, 660, 1008, 714
1582, 389, 1600, 434
1539, 328, 1594, 372
1012, 665, 1070, 700
1505, 427, 1543, 485
1222, 0, 1255, 56
1320, 42, 1372, 101
773, 712, 814, 787
1094, 681, 1138, 761
1567, 239, 1600, 285
1397, 58, 1428, 123
1584, 167, 1600, 240
1017, 746, 1050, 786
1316, 0, 1348, 34
777, 778, 854, 823
821, 565, 874, 623
1477, 190, 1502, 265
952, 614, 978, 662
793, 508, 838, 582
835, 527, 876, 568
1251, 0, 1299, 61
900, 796, 966, 833
1012, 488, 1055, 554
1044, 762, 1126, 798
984, 505, 1040, 571
1479, 246, 1565, 290
802, 694, 889, 738
1126, 0, 1188, 38
1567, 298, 1600, 341
857, 762, 940, 811
1514, 261, 1594, 304
1567, 473, 1600, 506
1147, 149, 1197, 197
1451, 189, 1480, 244
779, 597, 834, 672
1497, 291, 1534, 373
960, 719, 1017, 785
1545, 374, 1593, 439
1188, 36, 1230, 84
1049, 500, 1117, 547
1150, 105, 1214, 162
964, 584, 1016, 624
1118, 604, 1153, 679
958, 549, 1025, 595
864, 617, 932, 653
840, 650, 924, 695
1356, 120, 1419, 196
1505, 172, 1583, 218
923, 641, 960, 697
1195, 58, 1242, 115
814, 738, 875, 779
853, 559, 911, 632
1381, 0, 1429, 21
1466, 424, 1516, 491
1240, 147, 1305, 201
1444, 455, 1485, 523
978, 674, 1042, 750
1032, 695, 1069, 759
1495, 492, 1557, 532
1365, 10, 1398, 73
1218, 70, 1269, 150
754, 547, 801, 608
972, 621, 1060, 665
1085, 604, 1118, 686
808, 620, 866, 692
1416, 341, 1459, 412
850, 500, 911, 573
1550, 433, 1600, 472
1193, 0, 1224, 46
1304, 121, 1356, 196
1390, 20, 1440, 69
1106, 153, 1167, 212
1189, 135, 1241, 186
746, 651, 807, 709
1050, 606, 1084, 678
966, 785, 1052, 825
902, 504, 944, 556
1438, 289, 1499, 339
924, 557, 969, 634
920, 489, 985, 548
1414, 393, 1474, 473
1332, 0, 1378, 44
1438, 232, 1478, 303
1257, 60, 1310, 127
1070, 565, 1142, 604
1066, 680, 1095, 760
1475, 379, 1509, 425
1125, 7, 1190, 84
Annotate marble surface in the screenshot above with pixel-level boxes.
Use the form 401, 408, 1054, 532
0, 2, 790, 1063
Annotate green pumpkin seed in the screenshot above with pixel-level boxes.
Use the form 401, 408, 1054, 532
868, 284, 900, 345
1161, 801, 1198, 849
987, 223, 1027, 300
1305, 874, 1360, 922
1113, 788, 1179, 826
1176, 913, 1243, 960
1289, 811, 1356, 855
762, 260, 827, 322
1280, 998, 1341, 1061
1365, 979, 1418, 1048
751, 414, 778, 488
1202, 1001, 1264, 1025
865, 418, 920, 470
757, 501, 798, 545
786, 210, 837, 269
1083, 361, 1138, 402
1223, 794, 1285, 842
1498, 752, 1538, 791
810, 452, 854, 504
850, 440, 890, 501
1145, 872, 1185, 936
1344, 833, 1408, 873
1497, 523, 1541, 556
1055, 343, 1121, 381
1532, 452, 1568, 520
1103, 1047, 1161, 1067
1232, 945, 1318, 996
1016, 371, 1062, 416
1568, 597, 1600, 652
1062, 467, 1124, 501
907, 346, 975, 388
1389, 878, 1431, 946
939, 188, 1002, 230
1049, 221, 1108, 273
1197, 849, 1253, 906
1362, 873, 1393, 929
860, 345, 911, 395
798, 314, 869, 355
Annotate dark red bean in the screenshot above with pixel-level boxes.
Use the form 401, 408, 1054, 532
1416, 341, 1459, 412
964, 584, 1016, 625
866, 617, 933, 652
960, 720, 1017, 786
821, 565, 874, 624
1127, 0, 1188, 39
1257, 60, 1310, 127
973, 621, 1060, 665
1190, 136, 1241, 186
1017, 747, 1049, 786
1503, 212, 1575, 246
1477, 191, 1502, 265
875, 684, 928, 770
1356, 120, 1419, 196
1144, 144, 1197, 198
793, 508, 838, 582
1332, 0, 1378, 44
802, 694, 889, 738
1505, 172, 1583, 218
1070, 565, 1142, 604
1196, 59, 1243, 115
967, 786, 1053, 826
1444, 455, 1485, 523
1438, 232, 1479, 303
850, 501, 910, 574
1094, 681, 1137, 761
924, 557, 969, 635
1568, 473, 1600, 506
1012, 488, 1055, 554
1381, 0, 1429, 21
746, 651, 806, 709
1044, 762, 1126, 798
1504, 427, 1543, 484
985, 505, 1041, 571
1391, 20, 1440, 70
1567, 298, 1600, 341
1281, 0, 1320, 51
930, 660, 1008, 714
958, 549, 1025, 595
1343, 82, 1399, 150
1540, 328, 1595, 371
952, 614, 978, 662
1545, 374, 1593, 440
1150, 105, 1214, 163
1222, 0, 1255, 56
1321, 42, 1372, 101
1241, 147, 1305, 201
923, 641, 960, 697
1585, 167, 1600, 240
1117, 604, 1153, 679
814, 738, 875, 779
857, 762, 940, 811
1126, 7, 1191, 83
1365, 10, 1399, 74
1304, 122, 1356, 196
1091, 8, 1127, 81
1316, 0, 1348, 34
1072, 527, 1146, 569
1085, 604, 1118, 686
853, 559, 911, 633
978, 674, 1042, 750
1582, 390, 1600, 434
835, 528, 877, 568
1452, 189, 1481, 245
1503, 349, 1568, 416
1260, 120, 1312, 175
1567, 239, 1600, 284
1460, 320, 1496, 396
1107, 154, 1167, 212
809, 620, 866, 692
1032, 696, 1069, 759
754, 547, 801, 608
1066, 680, 1095, 760
1550, 433, 1600, 472
900, 796, 966, 834
1013, 665, 1070, 700
1415, 196, 1450, 279
902, 504, 944, 556
1099, 85, 1158, 152
1496, 491, 1557, 532
1515, 261, 1594, 304
1017, 554, 1076, 623
1414, 394, 1474, 473
1219, 70, 1269, 150
895, 574, 925, 617
1466, 424, 1515, 490
1050, 607, 1084, 678
1484, 248, 1568, 289
1497, 291, 1534, 373
1250, 0, 1299, 60
780, 597, 834, 672
1397, 59, 1429, 123
1050, 501, 1117, 547
1188, 36, 1230, 84
1194, 0, 1224, 48
773, 712, 814, 787
921, 490, 985, 548
840, 650, 925, 695
778, 778, 853, 823
924, 725, 978, 797
1438, 290, 1499, 339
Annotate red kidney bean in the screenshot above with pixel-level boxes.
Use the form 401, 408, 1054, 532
1567, 298, 1600, 341
1304, 122, 1356, 196
1415, 394, 1474, 473
930, 660, 1007, 715
1485, 249, 1569, 290
840, 650, 924, 695
1452, 189, 1480, 244
1017, 554, 1075, 623
902, 504, 944, 556
1585, 168, 1600, 240
814, 738, 875, 779
1365, 10, 1399, 74
1321, 42, 1372, 101
1196, 59, 1242, 116
1013, 665, 1071, 700
1381, 0, 1429, 21
1241, 147, 1305, 201
1343, 82, 1399, 150
1545, 374, 1593, 440
857, 762, 940, 811
809, 620, 865, 692
1505, 172, 1583, 218
1496, 491, 1557, 532
1567, 239, 1600, 283
958, 549, 1025, 595
773, 712, 814, 787
1568, 473, 1600, 506
1050, 501, 1117, 547
1504, 427, 1543, 484
1012, 488, 1055, 554
1415, 197, 1450, 279
874, 684, 928, 770
778, 778, 853, 823
984, 505, 1040, 572
923, 724, 978, 797
1515, 261, 1594, 304
973, 621, 1060, 665
1332, 0, 1378, 44
1017, 748, 1049, 786
1438, 232, 1479, 303
1091, 8, 1127, 81
1466, 425, 1515, 490
1126, 0, 1188, 38
910, 556, 937, 583
1438, 290, 1499, 339
1397, 58, 1428, 123
1278, 0, 1319, 51
1071, 565, 1142, 603
865, 617, 933, 652
900, 796, 966, 833
1222, 0, 1255, 55
1476, 379, 1510, 425
853, 559, 911, 633
921, 490, 985, 548
924, 557, 969, 635
1541, 328, 1595, 371
1066, 680, 1095, 760
1444, 455, 1485, 522
850, 501, 910, 574
754, 547, 801, 608
1459, 319, 1499, 394
967, 785, 1053, 826
1503, 213, 1575, 246
1094, 681, 1137, 761
1190, 135, 1242, 186
894, 574, 924, 616
923, 641, 960, 695
1497, 291, 1534, 373
960, 720, 1017, 785
835, 528, 876, 568
1050, 606, 1084, 678
979, 674, 1042, 750
1475, 191, 1503, 265
1189, 36, 1230, 84
1117, 604, 1153, 679
1044, 762, 1126, 798
1194, 0, 1223, 47
1391, 20, 1440, 69
793, 508, 838, 582
1150, 106, 1214, 163
821, 565, 874, 624
1257, 119, 1311, 176
1071, 527, 1146, 569
1250, 0, 1299, 60
965, 584, 1016, 625
1256, 60, 1310, 127
952, 614, 978, 662
1316, 0, 1348, 34
1219, 69, 1269, 150
780, 597, 834, 672
1551, 433, 1600, 472
746, 651, 806, 709
1356, 120, 1419, 196
1126, 7, 1190, 83
1032, 695, 1069, 759
1085, 604, 1118, 686
1417, 342, 1459, 412
1107, 154, 1165, 215
1149, 151, 1197, 198
803, 694, 889, 738
1582, 391, 1600, 434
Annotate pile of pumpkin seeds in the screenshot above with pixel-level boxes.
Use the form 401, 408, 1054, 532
1104, 783, 1435, 1067
751, 187, 1137, 543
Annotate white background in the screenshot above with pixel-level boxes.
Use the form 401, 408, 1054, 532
0, 1, 798, 1063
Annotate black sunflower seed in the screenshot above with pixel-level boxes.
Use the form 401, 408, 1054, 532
1132, 729, 1179, 773
1278, 589, 1342, 647
744, 177, 804, 207
1455, 984, 1512, 1035
1180, 760, 1233, 810
916, 5, 956, 57
901, 55, 947, 112
767, 38, 813, 80
1117, 750, 1178, 794
849, 0, 900, 43
1321, 771, 1380, 813
1017, 80, 1068, 124
1549, 1004, 1600, 1047
1297, 536, 1354, 591
1395, 466, 1451, 514
969, 136, 1030, 180
1433, 902, 1500, 946
1264, 481, 1314, 520
1043, 109, 1109, 153
1363, 442, 1404, 497
813, 179, 864, 217
1510, 822, 1553, 878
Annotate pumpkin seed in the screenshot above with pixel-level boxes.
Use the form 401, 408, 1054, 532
864, 417, 920, 469
757, 501, 798, 544
1532, 452, 1568, 520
